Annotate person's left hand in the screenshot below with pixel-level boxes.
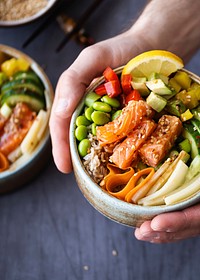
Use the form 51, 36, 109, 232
134, 203, 200, 243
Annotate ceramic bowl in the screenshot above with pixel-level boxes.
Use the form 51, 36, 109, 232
70, 67, 200, 227
0, 0, 59, 27
0, 44, 54, 193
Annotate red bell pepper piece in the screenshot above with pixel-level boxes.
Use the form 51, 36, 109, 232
104, 80, 121, 98
95, 84, 107, 96
103, 66, 121, 97
125, 89, 142, 104
121, 74, 132, 95
103, 66, 119, 82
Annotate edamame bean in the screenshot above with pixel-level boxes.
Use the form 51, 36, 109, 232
85, 107, 94, 121
111, 109, 122, 120
78, 139, 91, 157
75, 125, 88, 141
91, 111, 110, 125
76, 115, 91, 126
93, 101, 112, 112
91, 123, 97, 135
101, 95, 120, 108
84, 91, 101, 107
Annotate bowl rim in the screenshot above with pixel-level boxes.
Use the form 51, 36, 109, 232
0, 44, 54, 181
69, 67, 200, 224
0, 0, 59, 27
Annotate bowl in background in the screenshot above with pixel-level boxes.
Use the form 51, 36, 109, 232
0, 0, 60, 27
0, 44, 54, 193
70, 67, 200, 227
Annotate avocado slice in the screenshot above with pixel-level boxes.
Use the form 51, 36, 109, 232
131, 77, 150, 96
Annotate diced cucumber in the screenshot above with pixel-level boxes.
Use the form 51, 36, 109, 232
182, 123, 200, 159
1, 90, 45, 112
146, 79, 172, 95
146, 92, 167, 112
1, 78, 44, 96
186, 155, 200, 182
148, 72, 169, 84
130, 77, 150, 96
178, 138, 191, 153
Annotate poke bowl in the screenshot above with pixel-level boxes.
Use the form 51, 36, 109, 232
70, 50, 200, 227
0, 44, 54, 193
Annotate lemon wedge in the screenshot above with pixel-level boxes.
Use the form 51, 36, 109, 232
122, 50, 184, 78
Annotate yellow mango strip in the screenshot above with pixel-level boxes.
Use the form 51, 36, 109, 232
104, 163, 135, 199
0, 151, 9, 172
131, 157, 173, 203
146, 150, 189, 195
138, 160, 189, 206
125, 168, 155, 203
164, 174, 200, 205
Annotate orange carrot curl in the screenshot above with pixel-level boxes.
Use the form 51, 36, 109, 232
104, 164, 155, 203
0, 152, 9, 172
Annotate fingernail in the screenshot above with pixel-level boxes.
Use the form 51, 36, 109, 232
153, 227, 173, 233
55, 98, 69, 116
142, 231, 160, 239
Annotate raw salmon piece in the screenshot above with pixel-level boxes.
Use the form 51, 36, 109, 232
0, 102, 36, 156
0, 114, 7, 132
139, 115, 182, 167
110, 119, 157, 169
96, 100, 154, 146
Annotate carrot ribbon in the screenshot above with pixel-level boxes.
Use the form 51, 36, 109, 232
104, 163, 155, 203
0, 152, 9, 172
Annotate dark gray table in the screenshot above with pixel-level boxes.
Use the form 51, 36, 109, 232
0, 1, 200, 279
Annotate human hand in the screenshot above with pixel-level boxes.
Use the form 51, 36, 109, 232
134, 203, 200, 243
49, 31, 150, 173
50, 0, 200, 174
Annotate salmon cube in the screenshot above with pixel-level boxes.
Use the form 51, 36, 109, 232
139, 115, 182, 167
0, 103, 36, 156
110, 119, 157, 168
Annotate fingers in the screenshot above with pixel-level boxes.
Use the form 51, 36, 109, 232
49, 32, 151, 173
134, 204, 200, 243
49, 44, 121, 173
49, 66, 89, 173
49, 114, 72, 173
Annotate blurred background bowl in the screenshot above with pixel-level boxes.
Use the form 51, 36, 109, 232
70, 67, 200, 227
0, 0, 60, 27
0, 44, 54, 193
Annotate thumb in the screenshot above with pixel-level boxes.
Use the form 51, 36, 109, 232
53, 68, 87, 119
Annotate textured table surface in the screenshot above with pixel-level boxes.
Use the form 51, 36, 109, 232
0, 0, 200, 279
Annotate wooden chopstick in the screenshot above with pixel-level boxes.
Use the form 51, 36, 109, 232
56, 0, 104, 52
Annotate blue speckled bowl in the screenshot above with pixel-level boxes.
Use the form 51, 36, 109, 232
70, 67, 200, 227
0, 44, 54, 193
